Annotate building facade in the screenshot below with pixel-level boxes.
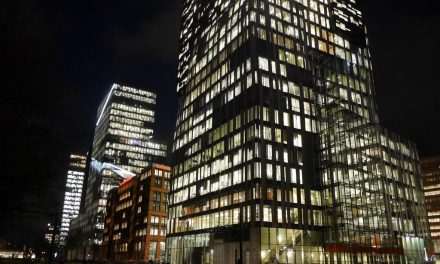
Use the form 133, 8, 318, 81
422, 156, 440, 256
59, 154, 87, 246
101, 164, 170, 262
68, 83, 167, 260
168, 0, 430, 263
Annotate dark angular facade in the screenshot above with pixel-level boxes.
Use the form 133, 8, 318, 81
167, 0, 430, 263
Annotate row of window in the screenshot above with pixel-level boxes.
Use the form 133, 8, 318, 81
110, 109, 154, 123
170, 203, 324, 235
176, 104, 315, 182
114, 90, 155, 105
112, 103, 154, 116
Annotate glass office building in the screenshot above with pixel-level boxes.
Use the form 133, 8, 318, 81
167, 0, 430, 263
68, 83, 167, 260
59, 154, 87, 246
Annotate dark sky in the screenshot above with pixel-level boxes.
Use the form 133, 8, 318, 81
0, 0, 438, 249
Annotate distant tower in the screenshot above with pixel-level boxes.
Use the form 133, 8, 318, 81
59, 154, 86, 246
168, 0, 431, 263
69, 83, 167, 259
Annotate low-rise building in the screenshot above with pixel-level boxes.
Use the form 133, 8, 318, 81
101, 164, 170, 262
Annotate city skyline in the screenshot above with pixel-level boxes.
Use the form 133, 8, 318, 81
0, 0, 439, 254
68, 83, 167, 259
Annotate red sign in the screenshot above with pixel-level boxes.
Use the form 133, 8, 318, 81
119, 177, 133, 187
153, 164, 171, 171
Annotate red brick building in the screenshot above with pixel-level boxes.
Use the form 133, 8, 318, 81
101, 164, 170, 262
421, 156, 440, 255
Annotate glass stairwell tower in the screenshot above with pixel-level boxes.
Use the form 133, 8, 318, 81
167, 0, 431, 263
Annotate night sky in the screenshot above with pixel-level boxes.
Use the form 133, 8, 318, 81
0, 0, 438, 250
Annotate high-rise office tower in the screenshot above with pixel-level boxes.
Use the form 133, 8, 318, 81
421, 156, 440, 256
168, 0, 431, 263
69, 83, 167, 259
59, 154, 87, 246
